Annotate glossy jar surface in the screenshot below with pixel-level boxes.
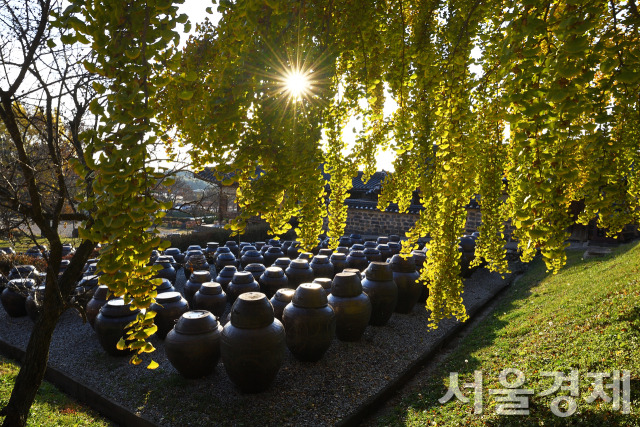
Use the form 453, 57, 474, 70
361, 262, 397, 326
283, 284, 336, 361
221, 293, 286, 393
165, 310, 223, 379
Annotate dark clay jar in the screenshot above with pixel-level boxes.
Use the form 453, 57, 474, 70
318, 248, 333, 257
263, 246, 285, 267
338, 236, 352, 248
273, 257, 291, 271
327, 272, 371, 342
411, 250, 429, 303
241, 250, 264, 269
227, 271, 260, 304
376, 244, 393, 263
155, 278, 175, 294
205, 242, 220, 264
336, 246, 349, 255
25, 284, 46, 322
216, 265, 237, 293
363, 241, 377, 249
1, 279, 34, 317
149, 292, 189, 339
165, 310, 223, 379
184, 252, 210, 281
270, 288, 295, 321
86, 285, 111, 328
389, 254, 421, 313
225, 241, 240, 257
216, 251, 237, 271
221, 292, 286, 393
283, 283, 336, 362
346, 250, 368, 271
297, 251, 313, 261
153, 260, 177, 285
361, 262, 398, 326
351, 244, 365, 251
363, 247, 382, 263
286, 242, 300, 259
330, 253, 347, 275
74, 275, 99, 309
377, 236, 390, 245
312, 278, 332, 296
240, 245, 256, 256
259, 267, 289, 299
164, 248, 184, 265
94, 299, 140, 356
349, 234, 363, 245
310, 255, 334, 279
244, 263, 266, 282
193, 282, 227, 318
184, 270, 212, 307
285, 259, 314, 289
388, 242, 401, 256
254, 241, 266, 251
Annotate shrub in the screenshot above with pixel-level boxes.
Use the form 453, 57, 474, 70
0, 254, 48, 276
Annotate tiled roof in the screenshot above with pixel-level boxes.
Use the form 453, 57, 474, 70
195, 167, 264, 184
351, 171, 388, 191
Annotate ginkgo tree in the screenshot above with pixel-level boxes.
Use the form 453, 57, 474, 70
1, 0, 638, 426
161, 0, 639, 329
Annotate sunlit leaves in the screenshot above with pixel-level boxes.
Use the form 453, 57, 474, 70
63, 0, 186, 367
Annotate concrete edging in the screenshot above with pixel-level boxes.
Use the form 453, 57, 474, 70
0, 340, 157, 427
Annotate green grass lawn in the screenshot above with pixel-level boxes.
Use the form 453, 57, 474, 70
0, 236, 80, 253
379, 241, 640, 426
0, 356, 112, 426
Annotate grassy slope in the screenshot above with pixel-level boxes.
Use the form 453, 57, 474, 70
0, 356, 112, 426
380, 241, 640, 426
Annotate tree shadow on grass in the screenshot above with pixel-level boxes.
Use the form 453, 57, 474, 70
382, 241, 640, 426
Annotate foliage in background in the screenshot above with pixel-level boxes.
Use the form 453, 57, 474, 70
160, 0, 640, 327
0, 255, 47, 277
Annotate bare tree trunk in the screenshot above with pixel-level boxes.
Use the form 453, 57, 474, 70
1, 305, 62, 427
1, 240, 94, 427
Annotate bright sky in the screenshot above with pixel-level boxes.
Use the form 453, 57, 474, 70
177, 0, 397, 172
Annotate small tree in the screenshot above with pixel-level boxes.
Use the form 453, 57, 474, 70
1, 0, 186, 425
0, 0, 99, 424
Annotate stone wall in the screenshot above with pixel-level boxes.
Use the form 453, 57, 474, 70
342, 207, 484, 238
343, 209, 419, 236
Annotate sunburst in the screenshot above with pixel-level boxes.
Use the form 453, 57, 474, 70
281, 68, 312, 102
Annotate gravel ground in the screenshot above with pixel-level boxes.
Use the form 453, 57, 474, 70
0, 267, 510, 426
